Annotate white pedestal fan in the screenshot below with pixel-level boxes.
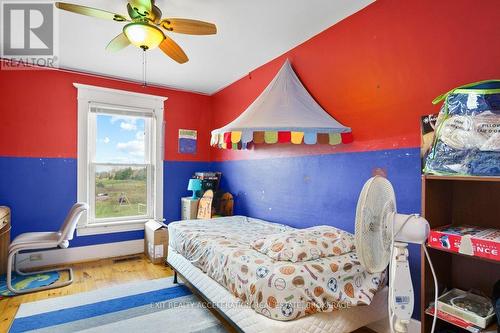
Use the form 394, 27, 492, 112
354, 176, 438, 333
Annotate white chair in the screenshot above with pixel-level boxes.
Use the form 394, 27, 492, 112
6, 202, 88, 294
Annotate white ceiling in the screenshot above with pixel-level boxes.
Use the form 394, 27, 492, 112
58, 0, 373, 94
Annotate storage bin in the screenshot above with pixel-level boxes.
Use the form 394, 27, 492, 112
424, 80, 500, 176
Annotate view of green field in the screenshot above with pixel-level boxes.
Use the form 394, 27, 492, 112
95, 167, 148, 219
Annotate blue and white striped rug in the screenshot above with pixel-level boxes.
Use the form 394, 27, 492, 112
10, 277, 225, 333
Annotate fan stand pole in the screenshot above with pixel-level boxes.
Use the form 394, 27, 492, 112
390, 242, 413, 333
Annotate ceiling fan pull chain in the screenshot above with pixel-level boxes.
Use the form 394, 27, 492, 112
142, 49, 147, 87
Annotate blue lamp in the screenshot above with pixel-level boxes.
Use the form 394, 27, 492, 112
187, 178, 202, 199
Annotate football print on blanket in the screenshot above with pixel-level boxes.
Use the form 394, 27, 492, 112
168, 216, 387, 321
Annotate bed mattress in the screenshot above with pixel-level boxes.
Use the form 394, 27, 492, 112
168, 247, 389, 333
168, 216, 386, 321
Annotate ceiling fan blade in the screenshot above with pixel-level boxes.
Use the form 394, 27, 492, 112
55, 2, 128, 22
151, 5, 162, 24
127, 3, 161, 23
105, 33, 130, 52
128, 0, 152, 17
160, 18, 217, 35
159, 36, 189, 64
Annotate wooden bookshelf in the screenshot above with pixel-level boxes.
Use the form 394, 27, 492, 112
420, 175, 500, 333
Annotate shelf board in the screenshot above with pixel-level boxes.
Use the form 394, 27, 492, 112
426, 244, 500, 265
424, 309, 498, 333
423, 174, 500, 182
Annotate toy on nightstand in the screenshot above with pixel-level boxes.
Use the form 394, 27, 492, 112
218, 192, 233, 216
196, 190, 234, 219
197, 190, 214, 219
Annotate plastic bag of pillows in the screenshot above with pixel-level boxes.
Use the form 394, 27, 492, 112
425, 80, 500, 176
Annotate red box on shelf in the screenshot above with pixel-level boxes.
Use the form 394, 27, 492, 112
427, 225, 500, 262
425, 305, 497, 333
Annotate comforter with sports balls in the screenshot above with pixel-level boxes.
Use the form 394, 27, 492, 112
168, 216, 386, 321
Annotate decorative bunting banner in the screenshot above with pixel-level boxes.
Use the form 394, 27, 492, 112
211, 130, 353, 149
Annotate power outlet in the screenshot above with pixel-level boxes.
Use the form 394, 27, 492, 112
29, 254, 43, 261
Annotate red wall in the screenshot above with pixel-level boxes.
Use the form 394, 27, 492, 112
1, 0, 499, 162
211, 0, 500, 161
0, 64, 212, 162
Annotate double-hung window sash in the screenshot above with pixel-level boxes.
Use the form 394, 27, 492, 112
87, 103, 155, 225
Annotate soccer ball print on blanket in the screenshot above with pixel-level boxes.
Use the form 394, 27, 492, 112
251, 226, 356, 263
169, 216, 386, 321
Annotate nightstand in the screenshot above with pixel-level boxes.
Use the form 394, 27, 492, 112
181, 197, 199, 220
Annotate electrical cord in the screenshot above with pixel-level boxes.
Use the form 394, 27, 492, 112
423, 245, 438, 333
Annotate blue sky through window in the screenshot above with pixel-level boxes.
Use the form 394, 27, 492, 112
95, 114, 146, 164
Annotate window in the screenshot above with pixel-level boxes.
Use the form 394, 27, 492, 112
75, 84, 165, 235
91, 109, 152, 222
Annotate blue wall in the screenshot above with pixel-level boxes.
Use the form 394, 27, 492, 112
0, 149, 423, 317
163, 161, 212, 223
0, 157, 209, 246
214, 149, 421, 230
212, 148, 423, 318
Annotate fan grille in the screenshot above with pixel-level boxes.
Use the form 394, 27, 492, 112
355, 176, 396, 273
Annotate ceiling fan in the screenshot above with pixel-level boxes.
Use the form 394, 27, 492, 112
55, 0, 217, 64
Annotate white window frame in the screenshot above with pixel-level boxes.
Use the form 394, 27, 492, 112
74, 83, 166, 236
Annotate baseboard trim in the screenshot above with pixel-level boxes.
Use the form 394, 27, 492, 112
16, 239, 144, 269
368, 317, 421, 333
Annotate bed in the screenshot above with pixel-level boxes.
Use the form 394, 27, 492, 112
167, 216, 388, 333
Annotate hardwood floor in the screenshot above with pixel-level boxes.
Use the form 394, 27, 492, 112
0, 254, 376, 333
0, 254, 173, 332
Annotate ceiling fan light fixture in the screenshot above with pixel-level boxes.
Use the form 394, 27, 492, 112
55, 1, 216, 64
123, 22, 164, 50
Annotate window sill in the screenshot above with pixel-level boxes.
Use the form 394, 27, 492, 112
77, 220, 146, 236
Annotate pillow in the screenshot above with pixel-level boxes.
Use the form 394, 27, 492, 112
251, 226, 355, 262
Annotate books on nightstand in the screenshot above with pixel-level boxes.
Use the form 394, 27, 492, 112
194, 172, 221, 192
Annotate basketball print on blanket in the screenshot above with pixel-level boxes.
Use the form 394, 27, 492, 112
168, 217, 387, 321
